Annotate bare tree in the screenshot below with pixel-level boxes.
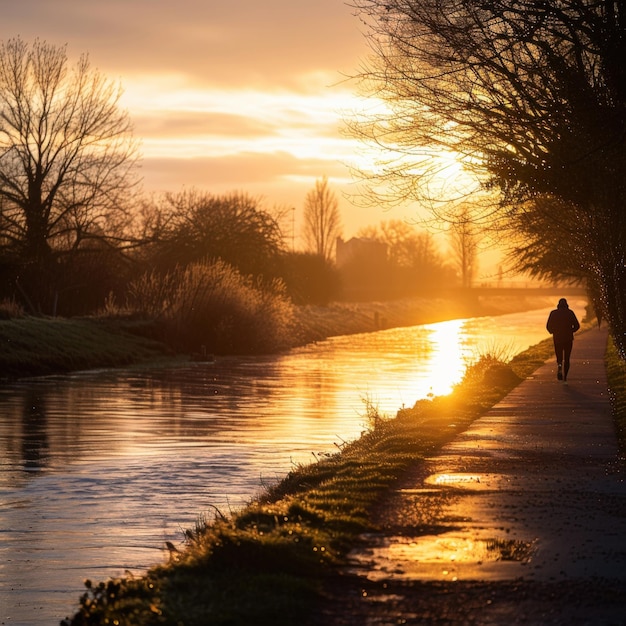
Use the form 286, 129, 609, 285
361, 219, 446, 272
356, 219, 453, 295
302, 176, 342, 262
351, 1, 626, 356
448, 208, 480, 288
0, 37, 138, 268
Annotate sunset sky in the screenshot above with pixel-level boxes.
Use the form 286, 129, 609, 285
1, 0, 511, 277
1, 0, 416, 241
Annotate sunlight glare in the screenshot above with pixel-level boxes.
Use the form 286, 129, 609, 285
423, 319, 468, 396
119, 74, 367, 165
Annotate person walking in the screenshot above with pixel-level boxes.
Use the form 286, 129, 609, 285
546, 298, 581, 382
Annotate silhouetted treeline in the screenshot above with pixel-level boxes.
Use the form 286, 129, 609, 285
0, 190, 345, 352
0, 187, 465, 353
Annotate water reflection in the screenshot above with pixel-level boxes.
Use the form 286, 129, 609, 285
21, 390, 49, 471
349, 533, 537, 582
0, 302, 582, 624
421, 319, 467, 396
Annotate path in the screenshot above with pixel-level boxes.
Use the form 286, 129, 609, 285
321, 328, 626, 625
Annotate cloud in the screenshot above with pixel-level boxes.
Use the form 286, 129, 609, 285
141, 151, 349, 193
127, 83, 351, 137
2, 0, 367, 90
133, 110, 275, 139
126, 81, 362, 166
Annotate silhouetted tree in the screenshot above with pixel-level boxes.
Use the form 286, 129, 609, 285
376, 220, 443, 271
448, 208, 480, 288
351, 1, 626, 356
0, 37, 138, 311
302, 176, 342, 262
147, 190, 285, 279
358, 220, 453, 294
507, 196, 589, 283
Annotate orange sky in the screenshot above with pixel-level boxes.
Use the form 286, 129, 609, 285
2, 0, 413, 240
2, 1, 509, 276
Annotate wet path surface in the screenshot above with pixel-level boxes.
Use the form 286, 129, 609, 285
338, 328, 626, 624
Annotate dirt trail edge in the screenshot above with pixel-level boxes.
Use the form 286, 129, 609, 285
318, 328, 626, 625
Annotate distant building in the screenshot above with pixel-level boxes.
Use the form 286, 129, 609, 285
336, 236, 387, 268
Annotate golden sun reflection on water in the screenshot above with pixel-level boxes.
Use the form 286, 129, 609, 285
421, 319, 468, 397
386, 535, 498, 564
430, 473, 483, 486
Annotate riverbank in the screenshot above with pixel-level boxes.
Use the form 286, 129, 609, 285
0, 316, 174, 379
293, 293, 557, 342
62, 330, 589, 625
0, 293, 558, 379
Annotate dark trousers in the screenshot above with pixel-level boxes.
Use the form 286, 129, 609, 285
553, 338, 573, 379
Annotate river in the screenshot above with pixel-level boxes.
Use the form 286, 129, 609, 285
0, 299, 586, 624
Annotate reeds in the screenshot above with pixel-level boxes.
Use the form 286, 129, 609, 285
126, 259, 296, 354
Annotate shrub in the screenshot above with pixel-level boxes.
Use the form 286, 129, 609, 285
277, 252, 341, 305
126, 260, 296, 354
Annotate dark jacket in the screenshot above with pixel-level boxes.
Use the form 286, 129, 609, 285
547, 305, 580, 342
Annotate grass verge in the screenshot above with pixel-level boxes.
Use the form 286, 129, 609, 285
62, 336, 557, 626
0, 317, 170, 379
605, 336, 626, 456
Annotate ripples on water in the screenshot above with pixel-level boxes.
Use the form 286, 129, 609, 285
0, 302, 584, 623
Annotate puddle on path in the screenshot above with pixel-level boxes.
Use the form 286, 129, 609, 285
348, 532, 536, 582
426, 473, 484, 487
